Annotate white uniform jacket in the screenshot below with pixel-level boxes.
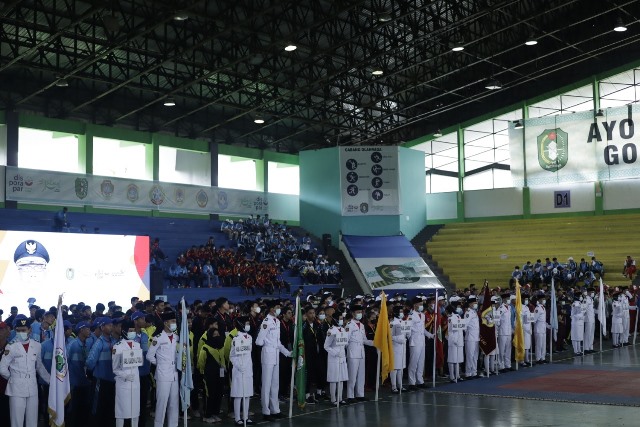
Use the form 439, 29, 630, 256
146, 331, 179, 382
0, 339, 50, 397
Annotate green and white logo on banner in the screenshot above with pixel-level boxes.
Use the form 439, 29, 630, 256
537, 128, 568, 172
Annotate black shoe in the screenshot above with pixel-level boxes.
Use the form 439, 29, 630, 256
305, 396, 316, 405
263, 415, 273, 422
271, 413, 285, 419
416, 383, 428, 389
449, 379, 457, 383
391, 389, 400, 394
356, 397, 369, 402
406, 385, 417, 391
400, 387, 408, 392
245, 420, 255, 425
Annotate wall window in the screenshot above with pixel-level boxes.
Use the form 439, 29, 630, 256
414, 132, 459, 193
528, 84, 594, 118
218, 155, 257, 190
599, 68, 640, 108
159, 146, 211, 186
18, 128, 81, 172
268, 162, 299, 195
93, 137, 149, 179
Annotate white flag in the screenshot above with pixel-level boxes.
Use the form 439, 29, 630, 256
48, 298, 70, 427
599, 278, 607, 337
177, 297, 194, 410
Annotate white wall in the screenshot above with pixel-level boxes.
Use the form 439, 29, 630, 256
465, 187, 523, 218
603, 179, 640, 211
426, 192, 457, 221
529, 182, 595, 214
267, 193, 299, 222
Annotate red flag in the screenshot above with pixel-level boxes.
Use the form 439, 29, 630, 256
479, 283, 497, 355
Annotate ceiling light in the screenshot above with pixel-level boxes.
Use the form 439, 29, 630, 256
163, 97, 176, 107
55, 77, 69, 87
254, 116, 265, 124
595, 108, 604, 118
524, 36, 538, 46
513, 120, 523, 129
371, 67, 384, 76
377, 11, 392, 22
614, 17, 627, 32
485, 78, 502, 90
284, 43, 297, 52
451, 39, 465, 52
173, 11, 189, 21
433, 129, 443, 138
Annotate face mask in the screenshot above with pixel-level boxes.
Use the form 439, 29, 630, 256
417, 306, 424, 312
244, 324, 251, 332
471, 304, 478, 311
16, 332, 28, 342
355, 313, 363, 321
396, 314, 402, 319
524, 300, 529, 305
338, 319, 344, 326
539, 300, 546, 306
590, 293, 595, 298
254, 307, 261, 314
312, 304, 318, 309
318, 314, 326, 321
127, 332, 137, 340
275, 308, 281, 316
169, 323, 177, 332
456, 307, 463, 315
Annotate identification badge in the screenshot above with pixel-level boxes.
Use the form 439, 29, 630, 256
219, 368, 225, 378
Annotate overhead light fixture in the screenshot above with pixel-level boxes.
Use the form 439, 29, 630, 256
163, 97, 176, 107
173, 11, 189, 21
254, 115, 265, 124
595, 108, 604, 118
433, 129, 443, 138
284, 43, 297, 52
451, 39, 465, 52
614, 17, 627, 32
524, 35, 538, 46
513, 120, 523, 129
371, 67, 384, 76
485, 78, 502, 90
377, 11, 392, 22
55, 77, 69, 87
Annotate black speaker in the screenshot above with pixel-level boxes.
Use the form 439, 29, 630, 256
150, 269, 164, 299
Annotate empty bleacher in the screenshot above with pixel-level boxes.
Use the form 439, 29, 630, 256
425, 214, 640, 289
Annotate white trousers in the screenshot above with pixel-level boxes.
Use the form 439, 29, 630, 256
329, 382, 344, 403
117, 418, 139, 427
154, 380, 179, 427
535, 333, 546, 361
464, 341, 479, 376
622, 316, 630, 343
10, 395, 38, 427
584, 322, 595, 350
407, 344, 425, 385
261, 362, 280, 415
234, 397, 249, 422
390, 370, 403, 390
346, 357, 365, 398
498, 335, 512, 368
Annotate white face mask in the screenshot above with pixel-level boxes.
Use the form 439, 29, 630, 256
396, 314, 403, 319
244, 324, 251, 332
417, 305, 424, 312
456, 307, 463, 315
539, 300, 546, 306
318, 314, 326, 321
471, 304, 478, 311
590, 293, 595, 298
168, 323, 177, 332
254, 307, 261, 314
312, 304, 318, 309
355, 313, 363, 321
524, 300, 529, 306
127, 331, 137, 340
16, 332, 29, 342
338, 319, 344, 326
275, 308, 281, 316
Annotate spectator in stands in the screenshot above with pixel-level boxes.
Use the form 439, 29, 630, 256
623, 255, 636, 280
150, 238, 167, 265
53, 207, 69, 231
202, 260, 219, 288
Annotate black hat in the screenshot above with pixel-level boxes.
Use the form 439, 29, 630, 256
13, 314, 31, 328
501, 293, 511, 299
411, 296, 423, 305
161, 311, 177, 322
351, 304, 364, 312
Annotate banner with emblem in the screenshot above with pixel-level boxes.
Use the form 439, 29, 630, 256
5, 166, 268, 215
356, 257, 442, 290
510, 104, 640, 187
339, 146, 400, 216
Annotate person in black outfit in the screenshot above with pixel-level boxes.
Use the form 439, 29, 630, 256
302, 306, 323, 404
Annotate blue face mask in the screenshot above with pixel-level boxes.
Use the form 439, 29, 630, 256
127, 331, 137, 340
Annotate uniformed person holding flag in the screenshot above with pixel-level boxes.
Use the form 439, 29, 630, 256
112, 321, 142, 427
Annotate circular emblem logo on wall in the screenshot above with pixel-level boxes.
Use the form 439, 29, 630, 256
126, 184, 139, 202
149, 185, 165, 205
360, 203, 369, 213
75, 178, 88, 200
101, 180, 115, 199
197, 190, 209, 208
217, 191, 228, 210
175, 188, 185, 205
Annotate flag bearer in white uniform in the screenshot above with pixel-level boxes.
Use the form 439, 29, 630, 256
570, 296, 585, 355
497, 293, 513, 371
533, 295, 548, 363
583, 288, 596, 354
390, 307, 410, 393
147, 311, 180, 427
229, 316, 255, 425
0, 314, 50, 427
446, 305, 465, 382
463, 296, 480, 378
520, 294, 534, 366
324, 314, 348, 406
112, 321, 142, 427
407, 297, 434, 389
345, 305, 373, 402
255, 300, 291, 421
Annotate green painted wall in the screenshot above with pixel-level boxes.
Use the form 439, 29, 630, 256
398, 147, 427, 240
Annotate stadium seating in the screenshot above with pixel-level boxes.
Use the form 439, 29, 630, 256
425, 214, 640, 289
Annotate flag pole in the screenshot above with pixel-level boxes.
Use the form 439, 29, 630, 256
375, 349, 381, 401
432, 289, 438, 388
288, 296, 299, 418
633, 306, 639, 345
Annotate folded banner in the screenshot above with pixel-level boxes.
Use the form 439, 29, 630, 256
5, 166, 268, 215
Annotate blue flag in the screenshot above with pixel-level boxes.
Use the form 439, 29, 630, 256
177, 297, 193, 410
550, 279, 558, 341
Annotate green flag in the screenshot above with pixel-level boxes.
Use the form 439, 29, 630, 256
293, 296, 306, 408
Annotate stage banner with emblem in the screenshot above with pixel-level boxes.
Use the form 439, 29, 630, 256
355, 257, 442, 290
5, 166, 268, 215
509, 104, 640, 187
339, 146, 400, 216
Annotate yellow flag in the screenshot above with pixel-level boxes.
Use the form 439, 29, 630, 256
373, 292, 395, 381
513, 281, 525, 362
